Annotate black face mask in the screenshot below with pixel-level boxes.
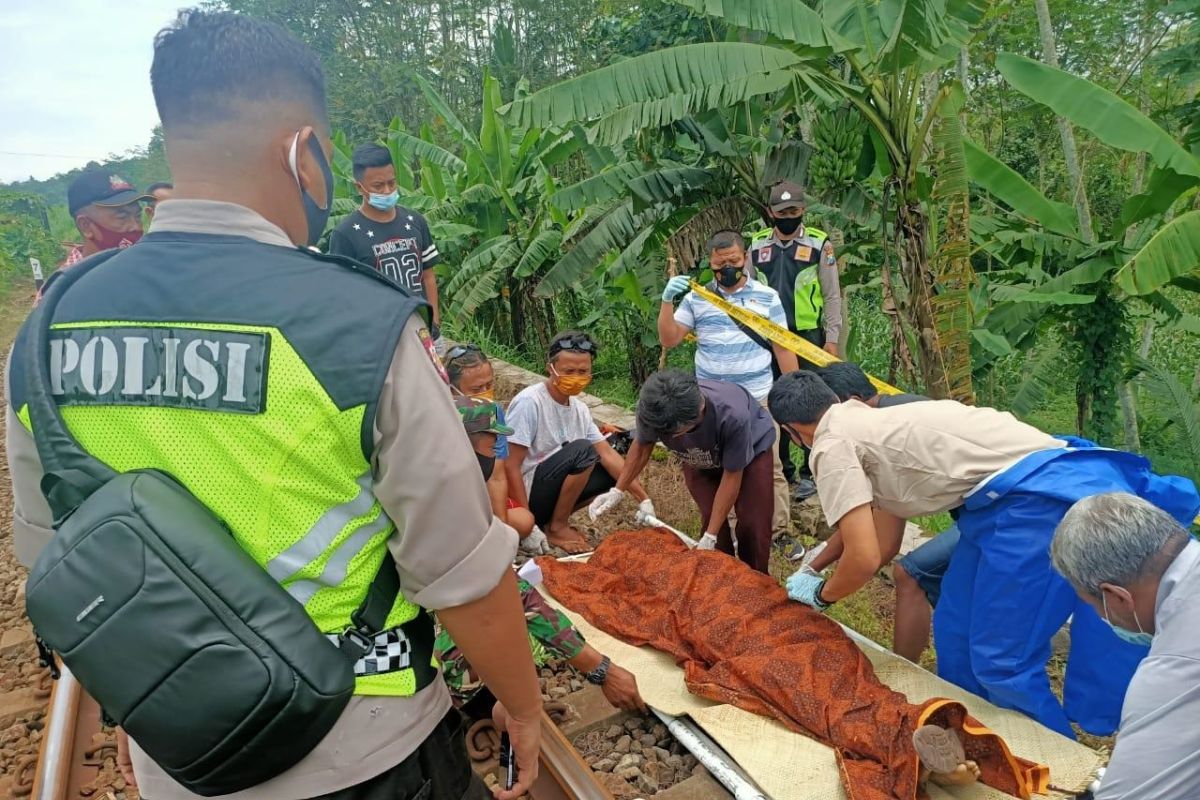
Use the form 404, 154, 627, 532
774, 216, 803, 235
288, 132, 334, 247
476, 452, 496, 481
715, 266, 744, 287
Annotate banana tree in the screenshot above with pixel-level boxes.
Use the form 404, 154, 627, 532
330, 70, 588, 351
506, 0, 988, 399
533, 100, 812, 298
961, 54, 1200, 439
989, 54, 1200, 300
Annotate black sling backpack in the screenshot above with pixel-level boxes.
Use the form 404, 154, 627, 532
23, 252, 402, 796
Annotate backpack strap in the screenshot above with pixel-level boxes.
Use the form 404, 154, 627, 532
24, 253, 122, 523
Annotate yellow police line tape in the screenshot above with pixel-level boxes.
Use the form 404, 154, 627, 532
687, 280, 902, 396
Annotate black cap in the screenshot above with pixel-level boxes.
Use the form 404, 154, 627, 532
67, 170, 151, 217
769, 181, 805, 212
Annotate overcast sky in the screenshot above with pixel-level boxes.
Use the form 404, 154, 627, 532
0, 0, 191, 184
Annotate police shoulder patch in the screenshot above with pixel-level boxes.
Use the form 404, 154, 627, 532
50, 326, 269, 414
417, 327, 450, 385
756, 246, 772, 264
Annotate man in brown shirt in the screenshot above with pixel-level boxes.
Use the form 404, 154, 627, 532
767, 371, 1200, 738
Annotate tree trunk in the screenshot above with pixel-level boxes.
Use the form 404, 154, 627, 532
507, 281, 526, 349
1118, 383, 1140, 451
1119, 320, 1156, 450
958, 47, 971, 100
1034, 0, 1096, 245
894, 202, 952, 398
1116, 2, 1158, 449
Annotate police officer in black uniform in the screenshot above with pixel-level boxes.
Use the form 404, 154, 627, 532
748, 182, 845, 501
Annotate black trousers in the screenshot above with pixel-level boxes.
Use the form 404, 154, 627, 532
773, 326, 825, 481
314, 710, 489, 800
527, 439, 616, 527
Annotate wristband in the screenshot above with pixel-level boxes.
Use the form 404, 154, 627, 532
813, 580, 832, 610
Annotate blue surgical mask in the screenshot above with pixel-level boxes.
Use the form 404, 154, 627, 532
1102, 594, 1153, 647
368, 190, 400, 211
287, 131, 333, 247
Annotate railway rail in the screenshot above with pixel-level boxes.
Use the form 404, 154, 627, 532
29, 665, 614, 800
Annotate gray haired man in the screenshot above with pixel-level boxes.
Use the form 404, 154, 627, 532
1052, 493, 1200, 800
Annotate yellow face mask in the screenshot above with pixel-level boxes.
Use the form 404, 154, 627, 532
550, 367, 592, 397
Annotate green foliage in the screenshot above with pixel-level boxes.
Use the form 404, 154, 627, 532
1065, 284, 1130, 444
1130, 356, 1200, 480
506, 43, 802, 137
0, 192, 60, 285
1115, 211, 1200, 295
996, 53, 1200, 182
962, 138, 1079, 237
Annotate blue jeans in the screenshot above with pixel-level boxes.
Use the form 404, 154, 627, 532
896, 524, 959, 608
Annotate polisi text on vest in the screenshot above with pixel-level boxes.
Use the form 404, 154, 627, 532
49, 326, 268, 413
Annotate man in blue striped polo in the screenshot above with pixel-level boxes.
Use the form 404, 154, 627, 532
658, 229, 800, 537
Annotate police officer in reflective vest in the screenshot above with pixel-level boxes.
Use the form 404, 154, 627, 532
748, 181, 844, 501
5, 11, 542, 800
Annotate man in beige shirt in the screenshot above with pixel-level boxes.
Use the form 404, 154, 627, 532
767, 371, 1200, 739
6, 10, 542, 800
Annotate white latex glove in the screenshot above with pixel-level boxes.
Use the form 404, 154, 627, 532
800, 564, 821, 578
588, 488, 626, 520
695, 533, 717, 550
520, 526, 551, 556
785, 571, 830, 611
661, 275, 691, 302
638, 498, 656, 519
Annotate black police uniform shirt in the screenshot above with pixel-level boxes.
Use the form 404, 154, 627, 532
328, 207, 440, 299
748, 233, 829, 335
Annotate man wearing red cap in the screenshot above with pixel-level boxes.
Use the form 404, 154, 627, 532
61, 169, 150, 267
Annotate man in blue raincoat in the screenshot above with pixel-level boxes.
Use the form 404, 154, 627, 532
766, 372, 1199, 737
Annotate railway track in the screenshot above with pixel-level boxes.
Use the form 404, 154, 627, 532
29, 666, 614, 800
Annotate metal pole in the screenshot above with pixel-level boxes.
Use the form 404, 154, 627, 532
635, 510, 697, 548
33, 665, 80, 800
651, 709, 769, 800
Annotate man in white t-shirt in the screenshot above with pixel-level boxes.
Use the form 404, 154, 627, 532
505, 331, 653, 553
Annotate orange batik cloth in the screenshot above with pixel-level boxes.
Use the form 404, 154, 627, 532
539, 530, 1050, 800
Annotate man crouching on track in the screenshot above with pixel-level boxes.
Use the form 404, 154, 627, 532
6, 10, 542, 800
766, 371, 1199, 740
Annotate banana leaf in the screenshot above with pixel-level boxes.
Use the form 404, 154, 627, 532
1115, 210, 1200, 295
997, 54, 1200, 180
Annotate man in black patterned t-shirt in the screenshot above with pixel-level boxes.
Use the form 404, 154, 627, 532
329, 143, 443, 342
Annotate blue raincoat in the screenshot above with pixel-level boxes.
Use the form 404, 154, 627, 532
932, 437, 1199, 738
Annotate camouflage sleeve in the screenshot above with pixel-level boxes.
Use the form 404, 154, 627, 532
435, 579, 586, 704
434, 625, 478, 703
520, 579, 586, 660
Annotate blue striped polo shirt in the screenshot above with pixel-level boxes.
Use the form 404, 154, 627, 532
674, 279, 786, 401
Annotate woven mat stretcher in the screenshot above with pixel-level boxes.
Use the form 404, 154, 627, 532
539, 532, 1103, 800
